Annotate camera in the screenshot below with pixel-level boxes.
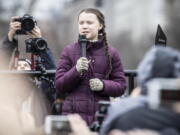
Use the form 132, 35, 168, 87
14, 14, 36, 34
147, 78, 180, 110
90, 101, 110, 132
98, 101, 111, 114
45, 115, 71, 135
25, 38, 47, 54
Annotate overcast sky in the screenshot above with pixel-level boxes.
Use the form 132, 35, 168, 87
0, 0, 73, 20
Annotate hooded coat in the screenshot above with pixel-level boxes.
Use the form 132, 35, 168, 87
100, 46, 180, 135
55, 41, 126, 125
137, 46, 180, 94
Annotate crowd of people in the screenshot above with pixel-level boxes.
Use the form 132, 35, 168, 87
0, 8, 180, 135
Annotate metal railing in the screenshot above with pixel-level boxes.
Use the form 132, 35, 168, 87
0, 69, 137, 93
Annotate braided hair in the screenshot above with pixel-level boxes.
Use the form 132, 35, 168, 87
78, 8, 112, 79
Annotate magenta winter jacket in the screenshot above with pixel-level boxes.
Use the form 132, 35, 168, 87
55, 41, 126, 125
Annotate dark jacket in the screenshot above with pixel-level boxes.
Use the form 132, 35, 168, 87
100, 96, 148, 135
55, 41, 126, 125
100, 96, 180, 135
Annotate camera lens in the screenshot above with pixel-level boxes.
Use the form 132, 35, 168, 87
36, 39, 47, 50
21, 18, 35, 31
25, 38, 47, 53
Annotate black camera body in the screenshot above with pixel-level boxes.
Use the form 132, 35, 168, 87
90, 101, 110, 132
25, 38, 47, 54
15, 14, 36, 34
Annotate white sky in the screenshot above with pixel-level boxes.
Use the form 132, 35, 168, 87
0, 0, 73, 20
32, 0, 67, 19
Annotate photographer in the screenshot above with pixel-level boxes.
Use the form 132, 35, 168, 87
1, 16, 56, 70
0, 15, 56, 105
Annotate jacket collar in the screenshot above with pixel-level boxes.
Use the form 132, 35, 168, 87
77, 38, 104, 51
87, 39, 104, 50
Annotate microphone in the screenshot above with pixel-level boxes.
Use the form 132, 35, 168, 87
79, 35, 88, 57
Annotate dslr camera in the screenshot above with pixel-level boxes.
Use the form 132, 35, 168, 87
147, 78, 180, 110
45, 115, 71, 135
14, 14, 36, 34
25, 38, 47, 54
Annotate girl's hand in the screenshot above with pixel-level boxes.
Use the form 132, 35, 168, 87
76, 57, 90, 74
89, 78, 103, 91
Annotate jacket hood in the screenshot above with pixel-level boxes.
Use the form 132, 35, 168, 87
137, 46, 180, 94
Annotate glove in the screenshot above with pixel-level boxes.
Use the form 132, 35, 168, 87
76, 57, 90, 74
89, 78, 103, 91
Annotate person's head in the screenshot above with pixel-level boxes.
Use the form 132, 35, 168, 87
78, 8, 112, 78
78, 8, 104, 41
137, 46, 180, 95
17, 59, 31, 71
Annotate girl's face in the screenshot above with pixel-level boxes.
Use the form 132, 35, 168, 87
78, 12, 102, 41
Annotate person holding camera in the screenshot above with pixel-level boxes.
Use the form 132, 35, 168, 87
55, 8, 127, 126
0, 15, 57, 105
1, 15, 56, 70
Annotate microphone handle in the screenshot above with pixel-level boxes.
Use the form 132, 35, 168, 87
81, 43, 87, 57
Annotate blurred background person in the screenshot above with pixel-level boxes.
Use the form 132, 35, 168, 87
16, 58, 31, 70
0, 71, 48, 135
100, 46, 180, 135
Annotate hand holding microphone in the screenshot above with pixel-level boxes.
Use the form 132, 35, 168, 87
76, 34, 89, 74
76, 57, 90, 74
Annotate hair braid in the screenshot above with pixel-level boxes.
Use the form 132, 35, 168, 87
101, 28, 112, 79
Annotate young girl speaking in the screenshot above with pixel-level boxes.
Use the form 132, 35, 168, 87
55, 8, 126, 125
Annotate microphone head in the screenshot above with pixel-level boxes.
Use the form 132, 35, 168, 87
78, 34, 87, 42
79, 34, 86, 39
